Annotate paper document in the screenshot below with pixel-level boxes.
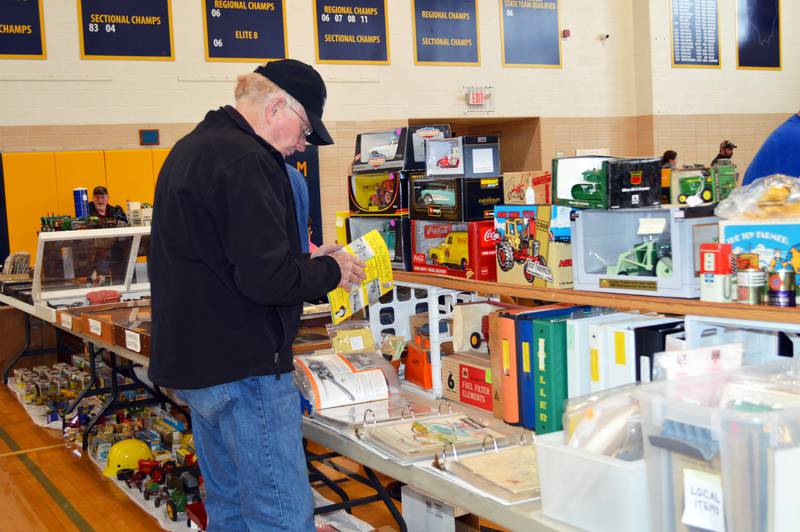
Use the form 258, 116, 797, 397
295, 353, 389, 410
328, 229, 393, 325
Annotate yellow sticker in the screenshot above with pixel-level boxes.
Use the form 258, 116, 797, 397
522, 342, 531, 373
590, 348, 599, 382
485, 368, 492, 384
615, 331, 626, 366
502, 339, 510, 371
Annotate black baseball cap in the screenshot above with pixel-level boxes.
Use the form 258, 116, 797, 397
721, 140, 737, 150
93, 186, 108, 196
254, 60, 334, 146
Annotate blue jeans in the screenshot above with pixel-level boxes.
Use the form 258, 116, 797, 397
177, 375, 314, 531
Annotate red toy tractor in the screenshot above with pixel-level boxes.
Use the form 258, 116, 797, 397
496, 217, 546, 284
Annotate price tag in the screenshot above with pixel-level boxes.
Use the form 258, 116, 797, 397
125, 330, 141, 353
682, 469, 725, 531
60, 314, 73, 330
88, 319, 101, 336
349, 335, 364, 351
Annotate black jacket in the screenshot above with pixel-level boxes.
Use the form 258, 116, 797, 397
89, 203, 128, 224
147, 106, 340, 389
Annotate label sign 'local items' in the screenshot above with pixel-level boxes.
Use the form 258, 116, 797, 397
500, 0, 561, 67
314, 0, 389, 64
78, 0, 173, 60
736, 0, 781, 70
203, 0, 287, 61
670, 0, 720, 67
412, 0, 479, 65
0, 0, 46, 59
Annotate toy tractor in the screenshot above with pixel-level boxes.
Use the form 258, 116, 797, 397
607, 238, 672, 277
507, 181, 527, 202
570, 168, 604, 202
469, 315, 490, 350
677, 173, 713, 204
496, 218, 546, 283
165, 471, 201, 522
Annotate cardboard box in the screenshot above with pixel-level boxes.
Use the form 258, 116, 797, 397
409, 174, 503, 222
669, 164, 737, 207
346, 215, 412, 270
404, 124, 452, 171
719, 218, 800, 273
347, 171, 408, 215
352, 128, 408, 174
502, 170, 552, 205
425, 136, 501, 178
494, 205, 573, 289
441, 353, 493, 413
554, 156, 661, 210
411, 220, 497, 281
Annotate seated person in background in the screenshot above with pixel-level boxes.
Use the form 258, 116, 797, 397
711, 140, 736, 166
89, 186, 128, 224
660, 150, 677, 168
742, 111, 800, 186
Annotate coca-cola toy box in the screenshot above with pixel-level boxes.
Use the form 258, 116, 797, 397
411, 220, 497, 281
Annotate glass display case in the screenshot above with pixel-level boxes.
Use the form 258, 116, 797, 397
571, 207, 718, 298
27, 226, 151, 322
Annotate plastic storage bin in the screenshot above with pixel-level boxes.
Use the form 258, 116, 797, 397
535, 431, 650, 532
637, 359, 800, 532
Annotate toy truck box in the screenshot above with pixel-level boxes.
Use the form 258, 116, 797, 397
411, 220, 497, 281
441, 353, 493, 413
425, 136, 501, 179
348, 171, 409, 215
409, 174, 503, 222
493, 205, 573, 289
352, 125, 452, 174
572, 206, 719, 297
720, 218, 800, 274
669, 164, 737, 207
554, 156, 661, 210
346, 215, 412, 271
503, 170, 552, 205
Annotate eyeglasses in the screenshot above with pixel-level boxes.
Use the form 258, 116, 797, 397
287, 104, 313, 139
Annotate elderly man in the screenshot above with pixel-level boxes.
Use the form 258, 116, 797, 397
148, 59, 364, 530
88, 185, 128, 223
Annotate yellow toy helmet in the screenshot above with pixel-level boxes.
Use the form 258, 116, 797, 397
102, 439, 153, 478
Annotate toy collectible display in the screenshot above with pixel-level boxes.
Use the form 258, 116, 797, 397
669, 164, 737, 206
572, 207, 719, 297
425, 136, 501, 179
409, 174, 503, 222
493, 205, 573, 289
411, 220, 497, 281
503, 171, 552, 205
554, 156, 661, 210
348, 171, 409, 215
343, 215, 412, 270
352, 128, 408, 174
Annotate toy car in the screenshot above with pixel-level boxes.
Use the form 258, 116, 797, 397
368, 179, 395, 208
419, 185, 456, 206
436, 155, 460, 168
496, 218, 546, 284
428, 231, 470, 270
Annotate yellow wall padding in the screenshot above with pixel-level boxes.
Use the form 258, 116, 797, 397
3, 152, 58, 258
151, 148, 171, 188
104, 150, 155, 206
53, 151, 107, 215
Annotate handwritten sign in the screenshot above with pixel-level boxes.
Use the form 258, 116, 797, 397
412, 0, 479, 65
0, 0, 46, 59
671, 0, 720, 67
78, 0, 173, 60
203, 0, 287, 62
736, 0, 780, 70
500, 0, 561, 67
314, 0, 388, 64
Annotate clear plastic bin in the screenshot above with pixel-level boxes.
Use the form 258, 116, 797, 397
535, 431, 650, 532
637, 359, 800, 532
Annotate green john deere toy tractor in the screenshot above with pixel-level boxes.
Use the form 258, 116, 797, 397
607, 238, 672, 278
570, 168, 605, 202
677, 174, 714, 204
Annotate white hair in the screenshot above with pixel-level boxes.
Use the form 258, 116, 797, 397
234, 72, 300, 109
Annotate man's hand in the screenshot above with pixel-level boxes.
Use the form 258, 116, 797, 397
310, 243, 342, 259
330, 250, 366, 291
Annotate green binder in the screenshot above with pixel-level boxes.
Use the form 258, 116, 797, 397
533, 316, 570, 434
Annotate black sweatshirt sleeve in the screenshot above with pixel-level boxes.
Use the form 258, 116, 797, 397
210, 153, 341, 306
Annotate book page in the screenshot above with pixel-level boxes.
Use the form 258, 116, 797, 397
296, 353, 389, 410
452, 445, 539, 497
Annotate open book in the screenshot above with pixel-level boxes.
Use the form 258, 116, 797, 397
432, 443, 540, 504
295, 352, 434, 428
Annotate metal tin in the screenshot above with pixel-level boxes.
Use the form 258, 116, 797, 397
73, 187, 89, 218
767, 270, 796, 307
736, 269, 765, 305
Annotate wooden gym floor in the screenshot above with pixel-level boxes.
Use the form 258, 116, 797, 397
0, 387, 400, 531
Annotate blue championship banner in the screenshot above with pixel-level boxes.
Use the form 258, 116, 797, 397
737, 0, 780, 70
203, 0, 287, 62
412, 0, 479, 65
78, 0, 173, 60
670, 0, 720, 68
500, 0, 560, 67
314, 0, 389, 64
0, 0, 46, 59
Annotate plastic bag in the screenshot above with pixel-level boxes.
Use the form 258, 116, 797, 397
715, 174, 800, 219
